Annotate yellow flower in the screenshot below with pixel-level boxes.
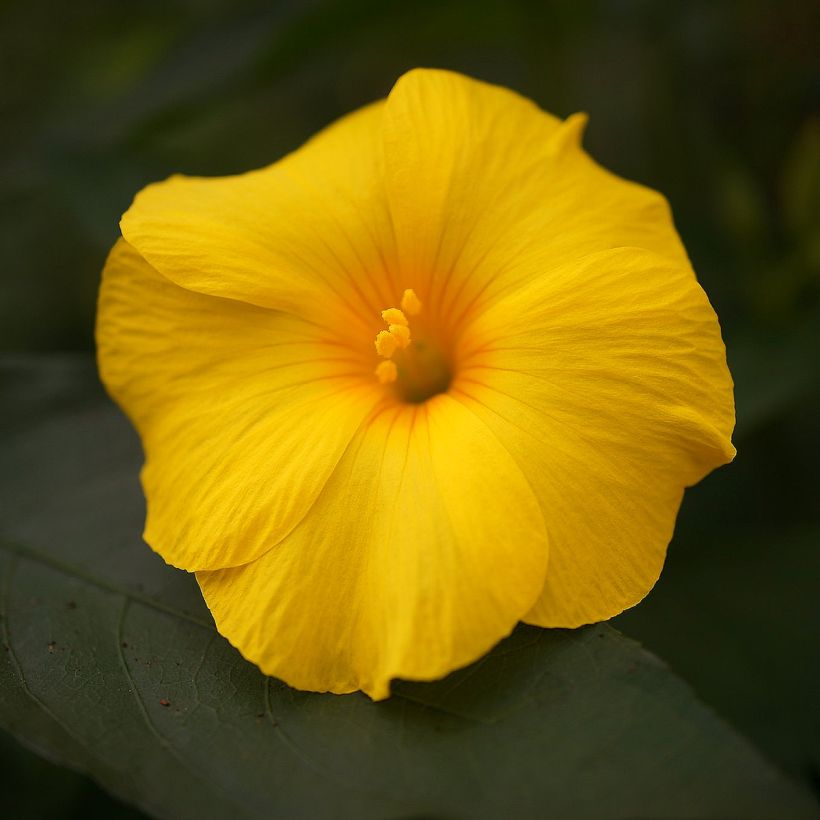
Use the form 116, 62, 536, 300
96, 69, 735, 699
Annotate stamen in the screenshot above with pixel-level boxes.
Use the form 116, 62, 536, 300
375, 330, 398, 358
375, 360, 398, 384
372, 288, 448, 401
388, 324, 411, 349
401, 289, 422, 316
381, 308, 408, 326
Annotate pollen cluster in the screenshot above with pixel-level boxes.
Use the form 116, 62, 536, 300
374, 289, 423, 385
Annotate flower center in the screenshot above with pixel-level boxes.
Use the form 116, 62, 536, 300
373, 289, 452, 404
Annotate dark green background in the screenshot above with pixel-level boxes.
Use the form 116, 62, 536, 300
2, 1, 818, 816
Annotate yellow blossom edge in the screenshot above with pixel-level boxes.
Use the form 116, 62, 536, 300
460, 246, 735, 627
96, 240, 378, 572
198, 397, 549, 700
119, 100, 394, 324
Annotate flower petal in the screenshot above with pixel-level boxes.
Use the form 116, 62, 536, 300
97, 240, 377, 571
197, 395, 549, 699
455, 247, 735, 627
120, 101, 396, 330
382, 69, 687, 324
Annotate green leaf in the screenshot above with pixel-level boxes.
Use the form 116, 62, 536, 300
617, 523, 820, 787
1, 355, 817, 820
0, 731, 144, 820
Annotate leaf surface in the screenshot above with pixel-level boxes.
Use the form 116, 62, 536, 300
1, 355, 817, 820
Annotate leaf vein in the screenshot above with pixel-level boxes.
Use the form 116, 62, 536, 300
0, 553, 91, 751
0, 539, 214, 629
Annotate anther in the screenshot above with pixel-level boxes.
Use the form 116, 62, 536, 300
372, 289, 428, 389
388, 324, 411, 349
375, 330, 398, 358
375, 360, 398, 384
381, 308, 408, 326
401, 289, 422, 316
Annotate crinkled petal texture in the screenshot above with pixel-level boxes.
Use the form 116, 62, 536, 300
119, 101, 397, 331
458, 247, 735, 627
98, 67, 734, 699
198, 398, 548, 699
382, 69, 691, 334
380, 69, 733, 627
97, 240, 378, 571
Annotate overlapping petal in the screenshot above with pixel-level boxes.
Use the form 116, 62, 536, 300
382, 69, 689, 333
120, 101, 396, 334
97, 240, 378, 571
197, 395, 549, 698
455, 247, 735, 627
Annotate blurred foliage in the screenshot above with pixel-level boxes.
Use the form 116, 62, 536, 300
2, 0, 819, 352
1, 0, 818, 816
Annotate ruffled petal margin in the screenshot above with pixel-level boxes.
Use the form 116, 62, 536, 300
197, 394, 549, 699
120, 101, 397, 334
97, 240, 378, 571
382, 68, 690, 335
456, 247, 735, 627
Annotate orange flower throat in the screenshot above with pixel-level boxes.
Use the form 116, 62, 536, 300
373, 288, 452, 403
